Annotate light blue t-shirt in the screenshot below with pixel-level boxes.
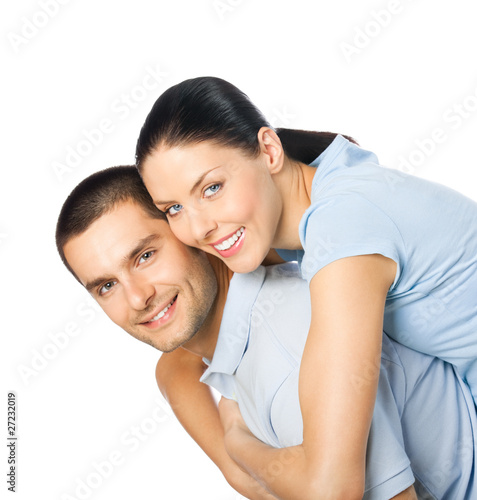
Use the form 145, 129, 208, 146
282, 135, 477, 402
201, 263, 477, 500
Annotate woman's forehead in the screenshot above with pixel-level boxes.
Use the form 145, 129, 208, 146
142, 143, 251, 196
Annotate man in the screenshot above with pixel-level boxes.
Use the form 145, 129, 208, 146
56, 165, 477, 500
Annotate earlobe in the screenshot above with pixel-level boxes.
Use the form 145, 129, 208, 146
257, 127, 284, 174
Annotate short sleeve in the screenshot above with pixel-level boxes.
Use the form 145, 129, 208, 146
275, 248, 301, 263
299, 193, 405, 285
363, 360, 415, 500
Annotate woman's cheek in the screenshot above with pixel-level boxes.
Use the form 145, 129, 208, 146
241, 187, 265, 222
169, 219, 194, 246
224, 182, 252, 217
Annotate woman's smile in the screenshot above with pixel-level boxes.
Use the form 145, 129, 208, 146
141, 140, 283, 273
210, 227, 246, 257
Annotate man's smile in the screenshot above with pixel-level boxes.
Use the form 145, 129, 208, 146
140, 295, 178, 328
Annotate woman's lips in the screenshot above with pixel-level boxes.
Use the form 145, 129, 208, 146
210, 227, 245, 258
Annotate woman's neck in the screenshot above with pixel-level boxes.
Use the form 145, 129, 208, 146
272, 156, 315, 250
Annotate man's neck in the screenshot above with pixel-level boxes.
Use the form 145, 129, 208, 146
181, 254, 233, 361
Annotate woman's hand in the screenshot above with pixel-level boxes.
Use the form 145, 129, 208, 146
218, 397, 249, 436
218, 398, 312, 500
156, 351, 278, 499
218, 397, 257, 465
215, 255, 397, 500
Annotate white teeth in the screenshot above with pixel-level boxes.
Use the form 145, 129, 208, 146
214, 228, 244, 251
148, 298, 176, 322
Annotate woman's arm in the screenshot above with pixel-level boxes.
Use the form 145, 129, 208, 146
156, 348, 278, 499
221, 254, 397, 500
220, 398, 417, 500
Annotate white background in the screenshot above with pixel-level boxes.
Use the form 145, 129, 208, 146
2, 1, 477, 499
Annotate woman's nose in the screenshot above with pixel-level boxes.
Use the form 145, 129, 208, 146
189, 209, 218, 242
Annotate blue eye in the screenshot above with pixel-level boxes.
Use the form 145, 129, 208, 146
167, 204, 183, 216
204, 184, 221, 197
99, 281, 116, 296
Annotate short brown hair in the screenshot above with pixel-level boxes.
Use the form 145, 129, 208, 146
56, 165, 165, 279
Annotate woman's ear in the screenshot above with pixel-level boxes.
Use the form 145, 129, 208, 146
257, 126, 284, 174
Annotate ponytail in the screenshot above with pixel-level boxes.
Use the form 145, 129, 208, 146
277, 128, 358, 164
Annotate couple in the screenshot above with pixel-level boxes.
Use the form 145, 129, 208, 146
56, 77, 477, 499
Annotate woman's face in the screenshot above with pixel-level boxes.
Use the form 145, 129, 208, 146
141, 140, 283, 273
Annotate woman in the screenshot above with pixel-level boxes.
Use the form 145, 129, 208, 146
135, 77, 477, 499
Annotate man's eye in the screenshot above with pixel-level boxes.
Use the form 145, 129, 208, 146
138, 251, 154, 264
166, 204, 183, 216
204, 184, 221, 197
99, 281, 116, 296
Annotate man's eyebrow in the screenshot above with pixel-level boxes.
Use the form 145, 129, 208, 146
122, 234, 161, 265
154, 166, 222, 206
84, 234, 161, 293
85, 276, 111, 294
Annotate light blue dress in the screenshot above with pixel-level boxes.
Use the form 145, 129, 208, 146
278, 135, 477, 403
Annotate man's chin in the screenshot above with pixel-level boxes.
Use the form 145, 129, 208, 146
133, 329, 198, 354
160, 333, 198, 354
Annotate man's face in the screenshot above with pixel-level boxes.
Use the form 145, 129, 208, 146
63, 200, 217, 352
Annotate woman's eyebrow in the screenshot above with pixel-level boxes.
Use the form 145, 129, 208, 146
190, 166, 221, 194
154, 166, 222, 206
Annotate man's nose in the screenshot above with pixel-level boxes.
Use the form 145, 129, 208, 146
124, 278, 154, 310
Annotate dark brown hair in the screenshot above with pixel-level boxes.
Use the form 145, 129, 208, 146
56, 165, 165, 280
136, 76, 357, 170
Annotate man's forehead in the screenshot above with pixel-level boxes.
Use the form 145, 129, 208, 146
64, 201, 171, 285
80, 201, 169, 247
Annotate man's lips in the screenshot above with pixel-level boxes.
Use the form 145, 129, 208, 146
139, 295, 178, 326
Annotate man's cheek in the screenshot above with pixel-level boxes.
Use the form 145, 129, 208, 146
101, 305, 126, 329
